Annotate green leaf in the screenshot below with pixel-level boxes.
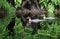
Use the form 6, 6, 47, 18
47, 4, 55, 17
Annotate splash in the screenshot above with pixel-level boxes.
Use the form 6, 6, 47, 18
29, 19, 45, 23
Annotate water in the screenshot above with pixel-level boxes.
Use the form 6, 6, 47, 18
45, 17, 57, 20
29, 19, 45, 23
29, 17, 57, 23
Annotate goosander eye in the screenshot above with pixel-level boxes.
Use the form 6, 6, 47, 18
43, 16, 46, 19
29, 19, 31, 23
29, 19, 31, 21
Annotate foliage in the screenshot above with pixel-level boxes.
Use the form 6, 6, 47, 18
14, 17, 24, 33
39, 0, 60, 17
0, 0, 15, 39
14, 0, 22, 8
0, 0, 60, 39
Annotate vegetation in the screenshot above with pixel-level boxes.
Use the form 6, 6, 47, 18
0, 0, 60, 39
